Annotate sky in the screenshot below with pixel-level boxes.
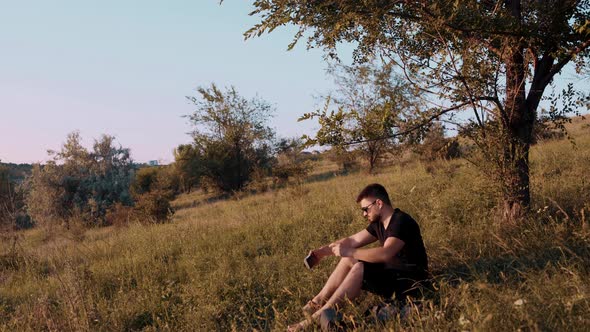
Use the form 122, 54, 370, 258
1, 1, 588, 165
0, 0, 348, 164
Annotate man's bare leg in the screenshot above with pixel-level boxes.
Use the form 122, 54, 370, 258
309, 257, 358, 306
314, 261, 363, 316
289, 261, 364, 331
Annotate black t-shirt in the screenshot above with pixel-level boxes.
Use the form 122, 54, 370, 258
365, 208, 428, 273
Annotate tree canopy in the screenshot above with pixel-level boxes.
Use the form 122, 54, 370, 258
300, 62, 421, 173
247, 0, 590, 220
186, 83, 275, 192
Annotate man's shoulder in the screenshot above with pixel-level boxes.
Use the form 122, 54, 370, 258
365, 221, 379, 235
392, 209, 422, 236
393, 208, 417, 224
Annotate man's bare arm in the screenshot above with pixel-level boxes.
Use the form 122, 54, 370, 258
331, 236, 405, 264
312, 230, 377, 260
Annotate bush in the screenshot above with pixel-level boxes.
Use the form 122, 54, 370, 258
131, 167, 160, 195
272, 155, 311, 185
326, 148, 360, 173
0, 166, 15, 229
105, 203, 134, 227
272, 138, 312, 185
532, 118, 566, 143
173, 144, 203, 193
128, 166, 179, 223
131, 166, 180, 196
26, 132, 134, 227
132, 190, 173, 223
413, 123, 462, 161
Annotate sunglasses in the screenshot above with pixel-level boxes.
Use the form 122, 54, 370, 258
361, 200, 377, 213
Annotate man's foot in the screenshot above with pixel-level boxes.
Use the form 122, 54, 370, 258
287, 319, 311, 332
319, 308, 343, 331
302, 300, 322, 316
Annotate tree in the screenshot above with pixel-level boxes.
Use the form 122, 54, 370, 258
27, 132, 134, 227
173, 144, 203, 193
186, 83, 275, 193
247, 0, 590, 221
300, 62, 421, 173
88, 135, 134, 220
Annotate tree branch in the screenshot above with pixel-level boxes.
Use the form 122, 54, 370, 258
340, 102, 471, 146
543, 38, 590, 87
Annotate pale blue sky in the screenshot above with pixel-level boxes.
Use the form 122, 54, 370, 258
1, 1, 587, 164
0, 1, 347, 164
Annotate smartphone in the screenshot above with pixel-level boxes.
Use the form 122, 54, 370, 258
304, 251, 319, 270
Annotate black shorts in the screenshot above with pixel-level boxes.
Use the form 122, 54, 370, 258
360, 261, 427, 301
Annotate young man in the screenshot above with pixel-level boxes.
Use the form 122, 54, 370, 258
288, 183, 429, 331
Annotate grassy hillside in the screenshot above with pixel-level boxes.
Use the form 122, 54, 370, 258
1, 118, 589, 331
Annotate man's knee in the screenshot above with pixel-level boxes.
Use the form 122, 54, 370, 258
339, 256, 359, 268
349, 261, 364, 276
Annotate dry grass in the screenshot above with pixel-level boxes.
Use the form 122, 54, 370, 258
1, 117, 589, 331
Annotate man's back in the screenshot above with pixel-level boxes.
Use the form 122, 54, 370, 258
366, 208, 428, 274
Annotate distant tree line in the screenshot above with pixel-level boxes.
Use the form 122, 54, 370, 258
0, 84, 316, 231
0, 75, 574, 232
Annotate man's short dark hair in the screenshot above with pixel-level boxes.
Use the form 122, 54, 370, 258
356, 183, 392, 206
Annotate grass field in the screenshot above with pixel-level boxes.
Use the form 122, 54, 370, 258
1, 118, 589, 331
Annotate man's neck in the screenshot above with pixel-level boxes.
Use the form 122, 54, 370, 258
379, 206, 395, 229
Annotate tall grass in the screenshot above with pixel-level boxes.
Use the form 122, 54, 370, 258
1, 118, 589, 331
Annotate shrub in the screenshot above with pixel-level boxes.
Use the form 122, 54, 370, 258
0, 166, 15, 229
173, 144, 203, 193
532, 118, 566, 143
131, 166, 180, 196
105, 203, 134, 227
272, 154, 311, 185
413, 123, 462, 161
131, 167, 160, 195
272, 138, 312, 185
26, 132, 134, 227
132, 190, 173, 223
326, 147, 360, 173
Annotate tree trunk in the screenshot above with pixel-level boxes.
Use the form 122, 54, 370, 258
500, 0, 535, 222
500, 139, 531, 222
501, 64, 534, 222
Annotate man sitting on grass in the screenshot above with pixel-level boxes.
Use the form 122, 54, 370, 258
288, 183, 429, 331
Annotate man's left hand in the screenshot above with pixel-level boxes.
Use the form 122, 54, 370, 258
329, 243, 353, 257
